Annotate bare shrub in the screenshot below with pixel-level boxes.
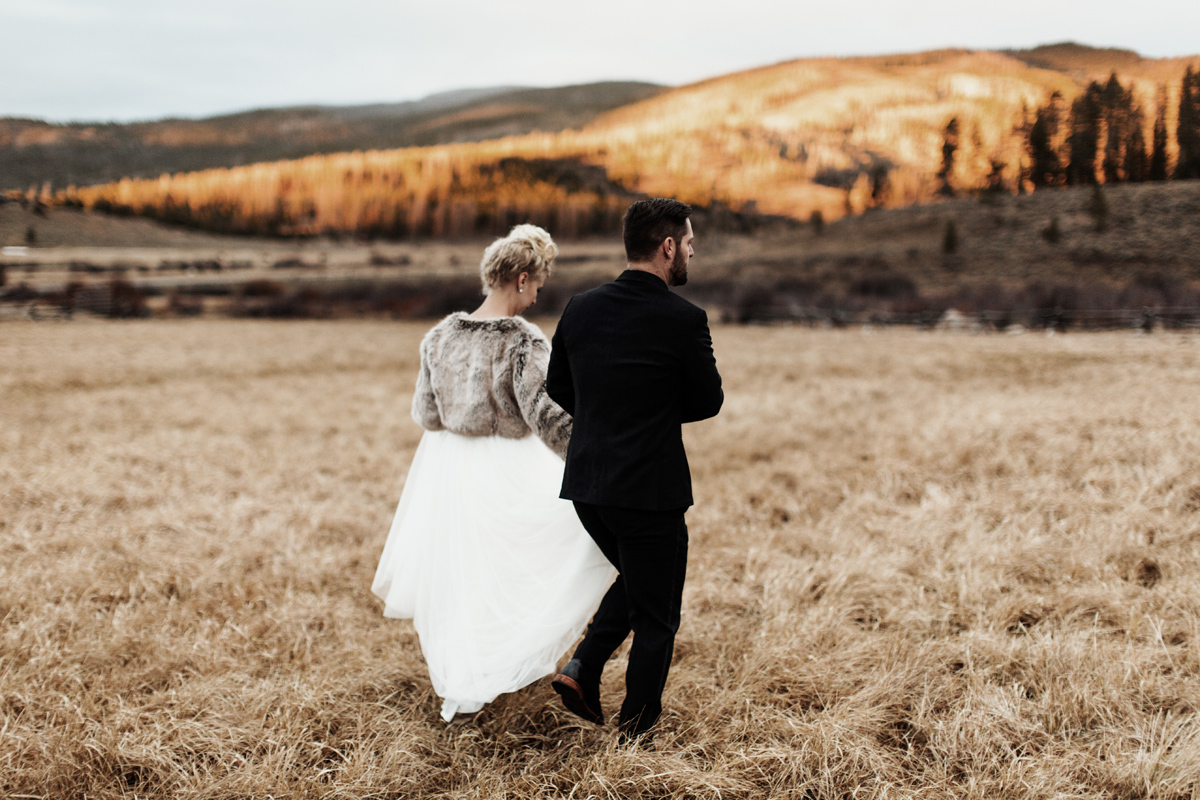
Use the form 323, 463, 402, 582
107, 279, 147, 318
241, 279, 286, 297
272, 257, 316, 269
369, 253, 412, 267
167, 292, 204, 317
942, 218, 959, 253
850, 274, 918, 299
1041, 216, 1062, 243
729, 281, 777, 323
1, 281, 39, 302
69, 260, 107, 274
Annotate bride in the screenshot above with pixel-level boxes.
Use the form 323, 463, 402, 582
371, 224, 615, 723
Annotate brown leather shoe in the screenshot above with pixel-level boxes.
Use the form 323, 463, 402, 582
552, 659, 605, 725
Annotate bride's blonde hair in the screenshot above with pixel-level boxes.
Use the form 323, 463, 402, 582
479, 224, 558, 294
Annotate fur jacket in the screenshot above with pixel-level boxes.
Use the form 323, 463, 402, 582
411, 312, 572, 458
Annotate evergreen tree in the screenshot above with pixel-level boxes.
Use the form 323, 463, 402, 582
1098, 73, 1147, 183
1103, 74, 1128, 183
1149, 89, 1169, 181
1176, 66, 1200, 179
1124, 102, 1149, 182
1027, 93, 1066, 188
938, 117, 959, 196
1067, 82, 1104, 185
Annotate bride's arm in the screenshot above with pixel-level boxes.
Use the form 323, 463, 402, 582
411, 341, 445, 432
513, 334, 572, 459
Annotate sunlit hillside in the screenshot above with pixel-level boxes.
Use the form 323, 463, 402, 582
57, 45, 1200, 237
581, 49, 1072, 215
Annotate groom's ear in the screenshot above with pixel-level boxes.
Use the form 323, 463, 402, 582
661, 236, 675, 260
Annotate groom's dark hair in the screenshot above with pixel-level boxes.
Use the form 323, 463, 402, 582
623, 198, 692, 263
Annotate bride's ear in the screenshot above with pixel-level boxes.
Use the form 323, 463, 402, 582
517, 272, 529, 293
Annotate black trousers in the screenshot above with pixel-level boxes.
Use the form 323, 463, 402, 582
570, 502, 689, 734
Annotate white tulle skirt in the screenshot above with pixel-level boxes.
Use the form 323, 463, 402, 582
372, 430, 616, 721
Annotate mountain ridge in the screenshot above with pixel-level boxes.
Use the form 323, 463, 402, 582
25, 43, 1200, 238
0, 82, 663, 191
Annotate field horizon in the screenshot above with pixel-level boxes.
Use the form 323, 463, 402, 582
3, 319, 1198, 798
5, 178, 1200, 328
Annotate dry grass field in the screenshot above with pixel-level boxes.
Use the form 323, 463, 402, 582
3, 319, 1200, 799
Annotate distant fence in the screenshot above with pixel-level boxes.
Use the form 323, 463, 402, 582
725, 306, 1200, 332
5, 274, 1200, 331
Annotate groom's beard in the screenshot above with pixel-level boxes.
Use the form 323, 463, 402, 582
668, 246, 688, 286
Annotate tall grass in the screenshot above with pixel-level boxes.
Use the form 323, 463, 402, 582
2, 321, 1199, 798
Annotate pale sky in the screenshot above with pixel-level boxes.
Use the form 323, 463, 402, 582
3, 0, 1198, 122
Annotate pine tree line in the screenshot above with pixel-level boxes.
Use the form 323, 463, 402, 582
1026, 68, 1200, 188
1178, 66, 1200, 179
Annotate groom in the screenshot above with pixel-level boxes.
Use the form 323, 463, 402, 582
546, 197, 723, 739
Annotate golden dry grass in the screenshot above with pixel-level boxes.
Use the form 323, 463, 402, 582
2, 319, 1199, 799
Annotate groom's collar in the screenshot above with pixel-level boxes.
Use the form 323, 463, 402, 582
617, 269, 668, 289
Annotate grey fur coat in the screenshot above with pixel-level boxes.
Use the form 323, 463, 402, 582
411, 312, 572, 458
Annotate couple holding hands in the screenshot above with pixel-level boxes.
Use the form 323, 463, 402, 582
371, 198, 723, 741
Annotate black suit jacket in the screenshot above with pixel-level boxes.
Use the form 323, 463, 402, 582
547, 269, 723, 510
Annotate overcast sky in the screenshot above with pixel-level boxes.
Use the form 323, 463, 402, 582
3, 0, 1198, 123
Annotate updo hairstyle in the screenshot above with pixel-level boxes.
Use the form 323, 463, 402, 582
479, 224, 558, 294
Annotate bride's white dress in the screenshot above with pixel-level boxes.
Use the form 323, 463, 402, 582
371, 429, 616, 721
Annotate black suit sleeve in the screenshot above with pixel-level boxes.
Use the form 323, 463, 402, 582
546, 300, 575, 416
680, 308, 723, 423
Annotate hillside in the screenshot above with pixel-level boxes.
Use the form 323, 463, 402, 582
1004, 42, 1198, 84
0, 82, 662, 191
39, 44, 1200, 239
